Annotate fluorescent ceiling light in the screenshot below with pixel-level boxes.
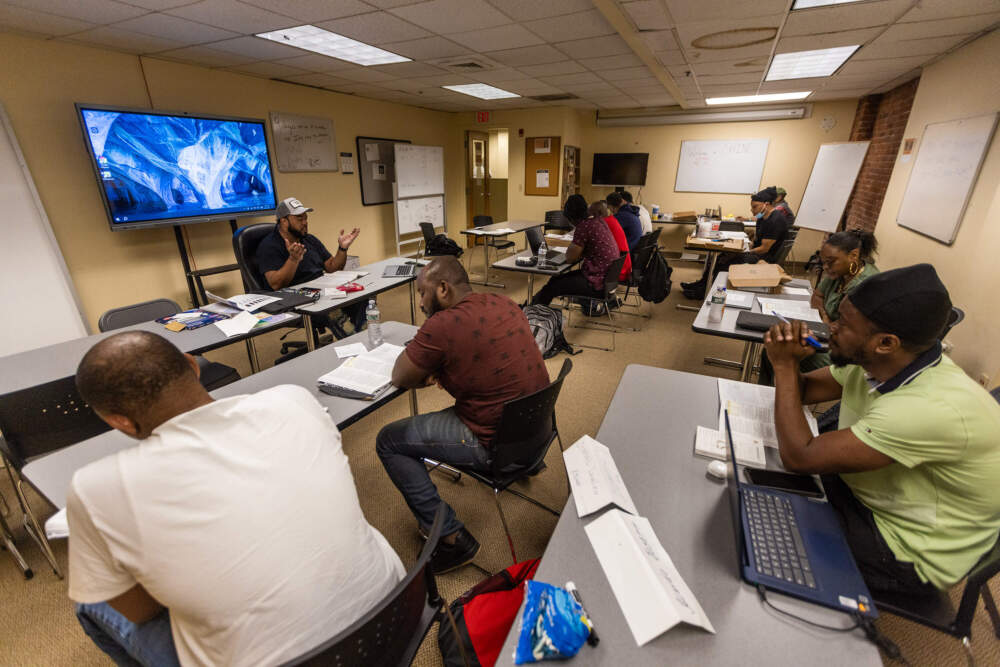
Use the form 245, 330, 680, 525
792, 0, 865, 8
256, 25, 410, 66
442, 84, 520, 100
766, 45, 859, 80
706, 92, 812, 105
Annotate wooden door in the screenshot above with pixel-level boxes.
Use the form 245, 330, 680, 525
466, 131, 490, 245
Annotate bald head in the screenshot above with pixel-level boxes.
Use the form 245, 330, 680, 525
419, 256, 469, 290
77, 331, 204, 430
416, 256, 472, 316
589, 200, 608, 219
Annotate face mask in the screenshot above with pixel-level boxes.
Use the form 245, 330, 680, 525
754, 212, 764, 220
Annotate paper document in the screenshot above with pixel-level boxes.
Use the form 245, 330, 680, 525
317, 343, 404, 397
718, 379, 818, 449
206, 290, 281, 312
724, 290, 755, 309
780, 286, 812, 296
45, 507, 69, 539
694, 425, 766, 468
563, 435, 637, 518
719, 231, 748, 240
300, 271, 360, 289
482, 227, 515, 235
545, 232, 573, 241
758, 299, 822, 323
215, 310, 259, 337
335, 343, 368, 358
586, 510, 715, 646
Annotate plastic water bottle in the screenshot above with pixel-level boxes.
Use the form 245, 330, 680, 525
537, 237, 548, 263
366, 299, 383, 347
708, 286, 726, 323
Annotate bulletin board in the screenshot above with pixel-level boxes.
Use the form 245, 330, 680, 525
356, 135, 410, 206
525, 136, 561, 196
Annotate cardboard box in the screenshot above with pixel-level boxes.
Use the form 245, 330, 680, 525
685, 235, 744, 252
727, 263, 792, 292
672, 210, 697, 222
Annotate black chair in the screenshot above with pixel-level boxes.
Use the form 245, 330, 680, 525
544, 209, 571, 231
621, 228, 663, 319
444, 359, 572, 565
562, 256, 628, 351
99, 299, 241, 391
770, 227, 799, 267
280, 505, 448, 667
525, 226, 543, 253
419, 222, 437, 257
718, 220, 745, 233
0, 376, 112, 578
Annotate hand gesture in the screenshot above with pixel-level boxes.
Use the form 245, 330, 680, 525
763, 319, 817, 366
339, 227, 361, 249
285, 238, 306, 263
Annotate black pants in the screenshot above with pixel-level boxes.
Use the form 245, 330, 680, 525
821, 474, 938, 595
531, 270, 602, 306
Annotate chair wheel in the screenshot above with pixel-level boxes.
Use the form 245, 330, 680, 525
24, 568, 33, 580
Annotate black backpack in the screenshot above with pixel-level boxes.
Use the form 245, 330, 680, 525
427, 234, 464, 257
638, 251, 673, 304
522, 304, 577, 358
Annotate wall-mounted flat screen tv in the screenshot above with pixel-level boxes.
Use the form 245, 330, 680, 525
76, 104, 277, 231
591, 152, 649, 186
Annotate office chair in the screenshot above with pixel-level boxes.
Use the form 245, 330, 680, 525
561, 256, 628, 351
437, 360, 572, 566
98, 299, 241, 391
770, 228, 799, 267
419, 222, 437, 257
473, 214, 514, 256
279, 505, 447, 667
525, 226, 543, 253
0, 375, 112, 578
544, 209, 571, 231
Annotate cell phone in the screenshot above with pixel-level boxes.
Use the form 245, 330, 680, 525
744, 469, 824, 498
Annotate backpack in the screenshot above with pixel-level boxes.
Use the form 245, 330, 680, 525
638, 250, 673, 304
438, 559, 540, 667
522, 304, 577, 358
427, 234, 464, 257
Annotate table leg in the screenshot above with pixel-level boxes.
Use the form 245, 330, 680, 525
245, 337, 261, 374
409, 388, 418, 416
468, 239, 506, 288
409, 280, 417, 324
527, 273, 534, 303
741, 342, 761, 383
704, 339, 752, 374
304, 314, 317, 351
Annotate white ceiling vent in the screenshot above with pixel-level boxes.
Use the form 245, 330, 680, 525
429, 55, 502, 73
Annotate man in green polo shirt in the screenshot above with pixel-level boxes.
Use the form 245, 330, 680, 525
762, 263, 1000, 593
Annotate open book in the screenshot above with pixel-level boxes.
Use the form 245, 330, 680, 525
317, 343, 405, 400
205, 290, 281, 312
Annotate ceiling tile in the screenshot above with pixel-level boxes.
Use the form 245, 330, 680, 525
365, 0, 426, 7
880, 13, 1000, 41
524, 9, 614, 41
675, 16, 782, 63
328, 81, 388, 94
448, 23, 543, 50
406, 73, 480, 87
240, 0, 374, 23
541, 71, 604, 87
697, 72, 763, 85
380, 35, 471, 59
317, 11, 432, 44
899, 0, 1000, 23
273, 53, 359, 72
156, 45, 257, 67
632, 93, 678, 106
389, 0, 510, 33
330, 65, 399, 81
578, 53, 642, 71
114, 0, 198, 8
641, 30, 679, 52
598, 65, 654, 82
622, 1, 672, 31
629, 81, 670, 94
225, 60, 308, 77
472, 68, 535, 83
64, 26, 184, 53
688, 58, 766, 76
502, 80, 565, 95
572, 81, 620, 94
486, 44, 569, 66
782, 0, 913, 36
808, 89, 869, 101
0, 5, 95, 36
837, 55, 928, 76
372, 61, 447, 77
166, 0, 300, 34
776, 28, 881, 54
282, 72, 354, 86
598, 98, 641, 109
854, 34, 969, 60
655, 49, 686, 66
665, 0, 788, 23
4, 0, 147, 24
757, 76, 833, 92
209, 36, 307, 60
486, 0, 593, 21
699, 83, 759, 94
517, 60, 585, 77
555, 34, 631, 59
116, 13, 240, 43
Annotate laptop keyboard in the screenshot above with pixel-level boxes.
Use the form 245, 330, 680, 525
744, 488, 817, 589
386, 266, 412, 276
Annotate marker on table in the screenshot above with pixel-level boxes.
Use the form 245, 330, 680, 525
771, 311, 823, 350
566, 581, 599, 647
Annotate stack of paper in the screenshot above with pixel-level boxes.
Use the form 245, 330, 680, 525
563, 436, 637, 518
758, 299, 822, 323
300, 271, 360, 289
694, 425, 766, 468
215, 310, 260, 337
205, 290, 281, 312
724, 290, 755, 309
317, 343, 404, 400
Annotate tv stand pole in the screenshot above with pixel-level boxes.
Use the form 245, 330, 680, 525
173, 220, 242, 307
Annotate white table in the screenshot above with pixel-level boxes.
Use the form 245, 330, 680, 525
460, 219, 545, 288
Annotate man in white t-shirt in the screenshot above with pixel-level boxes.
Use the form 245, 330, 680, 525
68, 331, 404, 667
621, 190, 652, 234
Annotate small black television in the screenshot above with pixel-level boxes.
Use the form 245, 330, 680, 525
591, 153, 649, 186
76, 104, 278, 231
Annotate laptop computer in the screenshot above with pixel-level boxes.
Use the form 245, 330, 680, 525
527, 232, 567, 266
382, 261, 426, 278
723, 411, 877, 619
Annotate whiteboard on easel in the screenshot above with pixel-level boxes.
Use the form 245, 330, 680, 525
395, 144, 444, 198
795, 141, 870, 232
396, 195, 444, 235
269, 112, 338, 172
675, 139, 769, 194
897, 113, 998, 244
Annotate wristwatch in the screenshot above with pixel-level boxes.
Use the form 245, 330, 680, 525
338, 244, 349, 253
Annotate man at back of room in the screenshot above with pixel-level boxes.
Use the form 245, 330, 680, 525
606, 191, 642, 253
621, 190, 652, 234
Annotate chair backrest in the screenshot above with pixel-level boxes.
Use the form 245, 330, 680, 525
281, 505, 446, 667
490, 359, 572, 475
99, 298, 182, 332
419, 222, 436, 245
525, 227, 543, 254
718, 220, 745, 233
544, 210, 563, 225
232, 223, 277, 291
0, 376, 110, 469
770, 236, 797, 266
602, 255, 627, 296
472, 215, 493, 228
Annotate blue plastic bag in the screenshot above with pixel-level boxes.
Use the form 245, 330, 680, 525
514, 581, 591, 663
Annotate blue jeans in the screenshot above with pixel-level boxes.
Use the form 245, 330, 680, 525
76, 602, 180, 667
376, 408, 491, 536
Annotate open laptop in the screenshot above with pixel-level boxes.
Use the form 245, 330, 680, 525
723, 411, 877, 619
382, 261, 425, 278
527, 232, 567, 266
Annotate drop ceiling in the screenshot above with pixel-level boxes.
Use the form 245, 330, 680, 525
1, 0, 997, 112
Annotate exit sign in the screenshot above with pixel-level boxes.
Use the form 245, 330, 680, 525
476, 111, 491, 123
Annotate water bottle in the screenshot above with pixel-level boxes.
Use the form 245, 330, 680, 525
708, 286, 726, 323
366, 299, 383, 347
537, 237, 548, 263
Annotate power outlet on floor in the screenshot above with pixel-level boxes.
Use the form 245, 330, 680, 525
978, 373, 991, 389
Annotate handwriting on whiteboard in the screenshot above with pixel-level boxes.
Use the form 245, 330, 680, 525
270, 112, 338, 172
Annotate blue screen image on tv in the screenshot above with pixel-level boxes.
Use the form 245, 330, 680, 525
78, 107, 277, 229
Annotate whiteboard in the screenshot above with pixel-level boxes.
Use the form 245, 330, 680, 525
897, 113, 999, 244
0, 103, 89, 355
268, 112, 338, 172
395, 144, 444, 198
395, 195, 444, 235
796, 142, 870, 232
675, 139, 769, 194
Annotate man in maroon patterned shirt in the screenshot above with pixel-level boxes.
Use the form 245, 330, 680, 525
377, 257, 550, 573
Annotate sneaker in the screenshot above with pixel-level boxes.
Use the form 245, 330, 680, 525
431, 528, 480, 574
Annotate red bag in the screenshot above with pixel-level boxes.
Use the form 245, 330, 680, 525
438, 559, 539, 667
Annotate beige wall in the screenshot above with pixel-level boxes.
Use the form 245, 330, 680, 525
0, 33, 463, 330
871, 30, 1000, 385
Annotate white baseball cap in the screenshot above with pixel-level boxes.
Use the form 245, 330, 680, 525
276, 197, 313, 219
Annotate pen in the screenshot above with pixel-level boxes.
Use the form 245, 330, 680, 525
770, 311, 823, 349
566, 581, 599, 646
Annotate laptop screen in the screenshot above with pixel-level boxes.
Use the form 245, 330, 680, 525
723, 411, 747, 576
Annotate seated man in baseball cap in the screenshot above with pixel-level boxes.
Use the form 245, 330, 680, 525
763, 264, 1000, 594
255, 197, 364, 335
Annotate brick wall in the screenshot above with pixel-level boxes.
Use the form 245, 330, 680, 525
841, 77, 920, 232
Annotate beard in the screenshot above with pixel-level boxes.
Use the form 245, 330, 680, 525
830, 352, 852, 367
287, 226, 305, 240
421, 294, 443, 317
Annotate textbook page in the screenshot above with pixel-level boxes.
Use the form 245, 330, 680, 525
757, 298, 822, 323
694, 425, 766, 468
300, 271, 360, 288
205, 291, 281, 312
563, 435, 638, 518
317, 343, 404, 395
